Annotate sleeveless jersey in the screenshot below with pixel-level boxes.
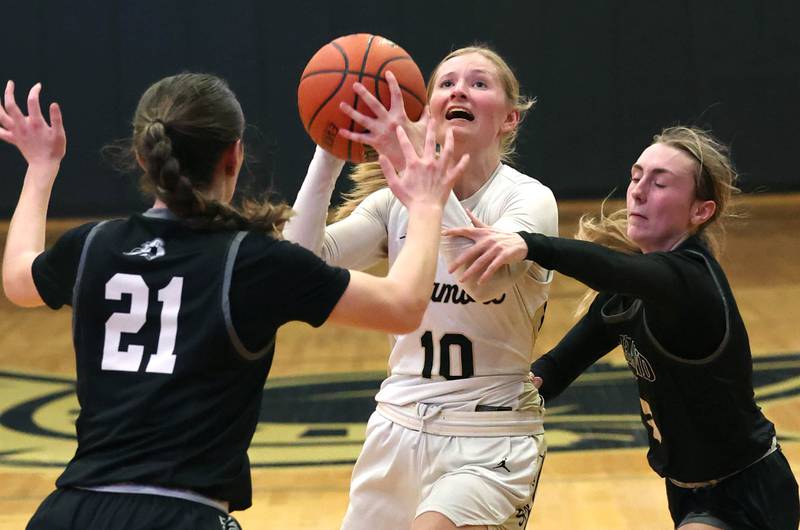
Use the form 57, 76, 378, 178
361, 164, 558, 408
31, 211, 349, 510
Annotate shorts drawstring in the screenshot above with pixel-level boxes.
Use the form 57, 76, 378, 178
412, 403, 442, 450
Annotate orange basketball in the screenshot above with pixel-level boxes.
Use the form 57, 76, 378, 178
298, 33, 426, 163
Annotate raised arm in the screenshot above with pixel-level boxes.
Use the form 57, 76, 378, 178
444, 225, 709, 309
283, 146, 390, 269
282, 146, 344, 254
326, 122, 469, 333
1, 81, 66, 307
440, 181, 558, 302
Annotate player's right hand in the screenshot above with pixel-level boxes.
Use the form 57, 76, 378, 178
338, 70, 429, 172
0, 81, 66, 169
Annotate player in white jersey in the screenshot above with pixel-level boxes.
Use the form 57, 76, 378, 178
285, 46, 558, 530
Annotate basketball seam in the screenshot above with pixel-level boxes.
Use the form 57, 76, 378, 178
301, 63, 425, 107
348, 34, 376, 161
306, 41, 349, 133
374, 56, 426, 107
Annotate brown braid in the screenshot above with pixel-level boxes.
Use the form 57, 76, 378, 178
119, 73, 292, 237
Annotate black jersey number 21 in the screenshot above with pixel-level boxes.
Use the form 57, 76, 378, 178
102, 273, 183, 375
421, 331, 474, 380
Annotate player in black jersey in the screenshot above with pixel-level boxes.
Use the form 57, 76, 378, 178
444, 126, 799, 530
0, 74, 466, 529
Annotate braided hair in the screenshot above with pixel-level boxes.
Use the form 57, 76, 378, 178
130, 73, 291, 236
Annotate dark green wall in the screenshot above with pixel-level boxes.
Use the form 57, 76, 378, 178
1, 0, 798, 217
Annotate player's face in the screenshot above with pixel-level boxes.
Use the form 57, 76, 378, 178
626, 143, 711, 252
428, 53, 517, 152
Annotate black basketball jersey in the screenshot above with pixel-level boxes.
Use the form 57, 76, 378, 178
598, 241, 775, 482
31, 210, 350, 510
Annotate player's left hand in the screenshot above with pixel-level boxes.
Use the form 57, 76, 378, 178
443, 210, 529, 285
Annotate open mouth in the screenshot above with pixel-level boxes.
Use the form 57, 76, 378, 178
445, 108, 475, 121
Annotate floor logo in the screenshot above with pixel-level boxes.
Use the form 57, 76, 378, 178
1, 353, 799, 468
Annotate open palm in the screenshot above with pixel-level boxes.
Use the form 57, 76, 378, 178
0, 81, 66, 167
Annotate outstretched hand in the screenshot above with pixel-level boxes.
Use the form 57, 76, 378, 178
381, 118, 468, 211
339, 70, 428, 171
529, 372, 543, 389
0, 81, 66, 169
442, 210, 529, 285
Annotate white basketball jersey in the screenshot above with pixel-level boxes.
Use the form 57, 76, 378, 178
354, 164, 558, 409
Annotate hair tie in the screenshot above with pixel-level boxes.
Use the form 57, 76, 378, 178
149, 118, 168, 131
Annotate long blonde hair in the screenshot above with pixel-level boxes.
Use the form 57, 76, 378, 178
575, 126, 740, 314
334, 45, 534, 220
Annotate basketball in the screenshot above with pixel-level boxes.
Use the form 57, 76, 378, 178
298, 33, 426, 162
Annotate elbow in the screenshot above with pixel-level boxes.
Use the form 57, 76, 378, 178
2, 274, 19, 305
2, 270, 42, 308
3, 282, 36, 308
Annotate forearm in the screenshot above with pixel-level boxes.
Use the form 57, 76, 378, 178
327, 204, 443, 333
283, 147, 345, 254
518, 232, 677, 300
531, 297, 618, 400
2, 162, 58, 306
387, 203, 443, 311
440, 193, 531, 301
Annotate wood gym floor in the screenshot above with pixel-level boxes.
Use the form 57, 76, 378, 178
0, 194, 798, 529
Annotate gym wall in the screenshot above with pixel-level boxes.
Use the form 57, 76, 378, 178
1, 0, 798, 217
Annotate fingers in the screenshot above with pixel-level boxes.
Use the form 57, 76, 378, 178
4, 80, 22, 120
465, 209, 489, 228
437, 126, 453, 166
529, 373, 543, 389
422, 116, 437, 158
385, 71, 406, 116
0, 128, 11, 144
27, 83, 43, 121
379, 153, 401, 196
0, 102, 9, 128
50, 102, 64, 137
418, 105, 430, 127
442, 226, 480, 240
351, 81, 389, 119
448, 241, 485, 273
444, 152, 469, 190
394, 125, 416, 160
337, 127, 370, 144
478, 256, 506, 285
339, 101, 375, 130
459, 245, 497, 283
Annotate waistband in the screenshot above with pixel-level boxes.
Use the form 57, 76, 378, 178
78, 483, 229, 513
668, 436, 779, 489
376, 402, 544, 437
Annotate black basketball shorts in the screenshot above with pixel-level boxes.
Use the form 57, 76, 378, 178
26, 487, 242, 530
666, 448, 799, 530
